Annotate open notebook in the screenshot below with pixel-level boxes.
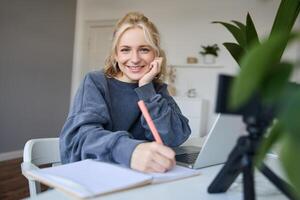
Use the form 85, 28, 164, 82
24, 159, 201, 199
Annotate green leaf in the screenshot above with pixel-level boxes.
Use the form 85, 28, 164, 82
231, 20, 248, 51
231, 20, 246, 35
246, 13, 260, 47
255, 120, 283, 167
279, 89, 300, 140
268, 0, 300, 74
271, 0, 300, 37
229, 32, 293, 109
280, 135, 300, 198
292, 5, 300, 27
261, 62, 293, 103
213, 21, 247, 48
223, 43, 245, 66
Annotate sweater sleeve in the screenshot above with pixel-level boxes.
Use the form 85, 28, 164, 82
134, 82, 191, 147
59, 73, 144, 166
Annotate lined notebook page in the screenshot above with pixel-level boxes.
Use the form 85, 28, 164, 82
26, 159, 201, 199
27, 159, 152, 198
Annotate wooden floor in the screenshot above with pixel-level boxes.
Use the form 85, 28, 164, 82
0, 158, 30, 200
0, 158, 49, 200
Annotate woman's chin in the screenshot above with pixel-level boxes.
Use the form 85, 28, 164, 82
126, 74, 144, 82
123, 70, 148, 83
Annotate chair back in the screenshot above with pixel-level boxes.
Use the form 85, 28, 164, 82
23, 138, 60, 166
22, 137, 61, 197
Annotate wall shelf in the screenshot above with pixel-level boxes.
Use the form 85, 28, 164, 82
170, 64, 223, 69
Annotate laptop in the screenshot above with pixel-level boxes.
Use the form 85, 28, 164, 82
174, 114, 246, 169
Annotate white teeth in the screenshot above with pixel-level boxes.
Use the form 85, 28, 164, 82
128, 66, 142, 68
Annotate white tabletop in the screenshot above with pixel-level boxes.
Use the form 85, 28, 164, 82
26, 156, 288, 200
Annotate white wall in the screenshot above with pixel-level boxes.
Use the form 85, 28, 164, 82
72, 0, 300, 130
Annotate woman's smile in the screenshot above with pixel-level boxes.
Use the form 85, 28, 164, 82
126, 65, 146, 73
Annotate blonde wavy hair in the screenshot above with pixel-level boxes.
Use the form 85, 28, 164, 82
104, 12, 167, 83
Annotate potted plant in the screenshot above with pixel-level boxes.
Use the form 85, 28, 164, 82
199, 44, 220, 64
214, 0, 300, 197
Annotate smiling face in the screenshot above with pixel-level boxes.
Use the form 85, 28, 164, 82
115, 27, 156, 83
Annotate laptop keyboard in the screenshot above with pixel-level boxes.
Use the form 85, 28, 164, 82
175, 152, 199, 164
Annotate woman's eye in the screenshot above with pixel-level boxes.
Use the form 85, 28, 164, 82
140, 48, 150, 53
120, 48, 130, 53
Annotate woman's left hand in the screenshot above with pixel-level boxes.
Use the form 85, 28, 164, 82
139, 57, 163, 87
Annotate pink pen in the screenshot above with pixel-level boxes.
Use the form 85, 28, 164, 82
137, 100, 163, 144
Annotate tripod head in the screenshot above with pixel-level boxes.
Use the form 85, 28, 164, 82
215, 74, 275, 139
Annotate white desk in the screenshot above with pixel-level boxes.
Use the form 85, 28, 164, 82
26, 156, 288, 200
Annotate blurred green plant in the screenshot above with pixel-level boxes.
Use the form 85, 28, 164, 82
214, 0, 300, 197
199, 44, 220, 57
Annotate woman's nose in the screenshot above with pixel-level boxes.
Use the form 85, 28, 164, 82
130, 51, 141, 64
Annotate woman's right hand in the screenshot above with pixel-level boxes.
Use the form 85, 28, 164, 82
130, 142, 176, 173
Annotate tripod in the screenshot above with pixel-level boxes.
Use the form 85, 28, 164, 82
207, 115, 296, 200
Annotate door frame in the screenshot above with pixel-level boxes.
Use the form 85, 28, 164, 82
71, 19, 117, 100
82, 20, 117, 75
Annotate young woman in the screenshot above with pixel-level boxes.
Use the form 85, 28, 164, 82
60, 12, 191, 173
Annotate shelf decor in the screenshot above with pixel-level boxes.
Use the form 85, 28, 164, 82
199, 44, 220, 64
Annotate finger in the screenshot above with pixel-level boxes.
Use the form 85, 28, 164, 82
158, 145, 176, 159
155, 57, 162, 68
152, 62, 161, 75
155, 57, 163, 63
138, 154, 166, 173
148, 160, 167, 173
149, 60, 157, 70
151, 60, 158, 70
156, 62, 161, 74
154, 58, 162, 73
149, 62, 154, 70
151, 152, 174, 171
157, 58, 162, 67
150, 143, 175, 160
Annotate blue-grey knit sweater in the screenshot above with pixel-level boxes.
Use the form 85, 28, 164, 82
59, 71, 191, 167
